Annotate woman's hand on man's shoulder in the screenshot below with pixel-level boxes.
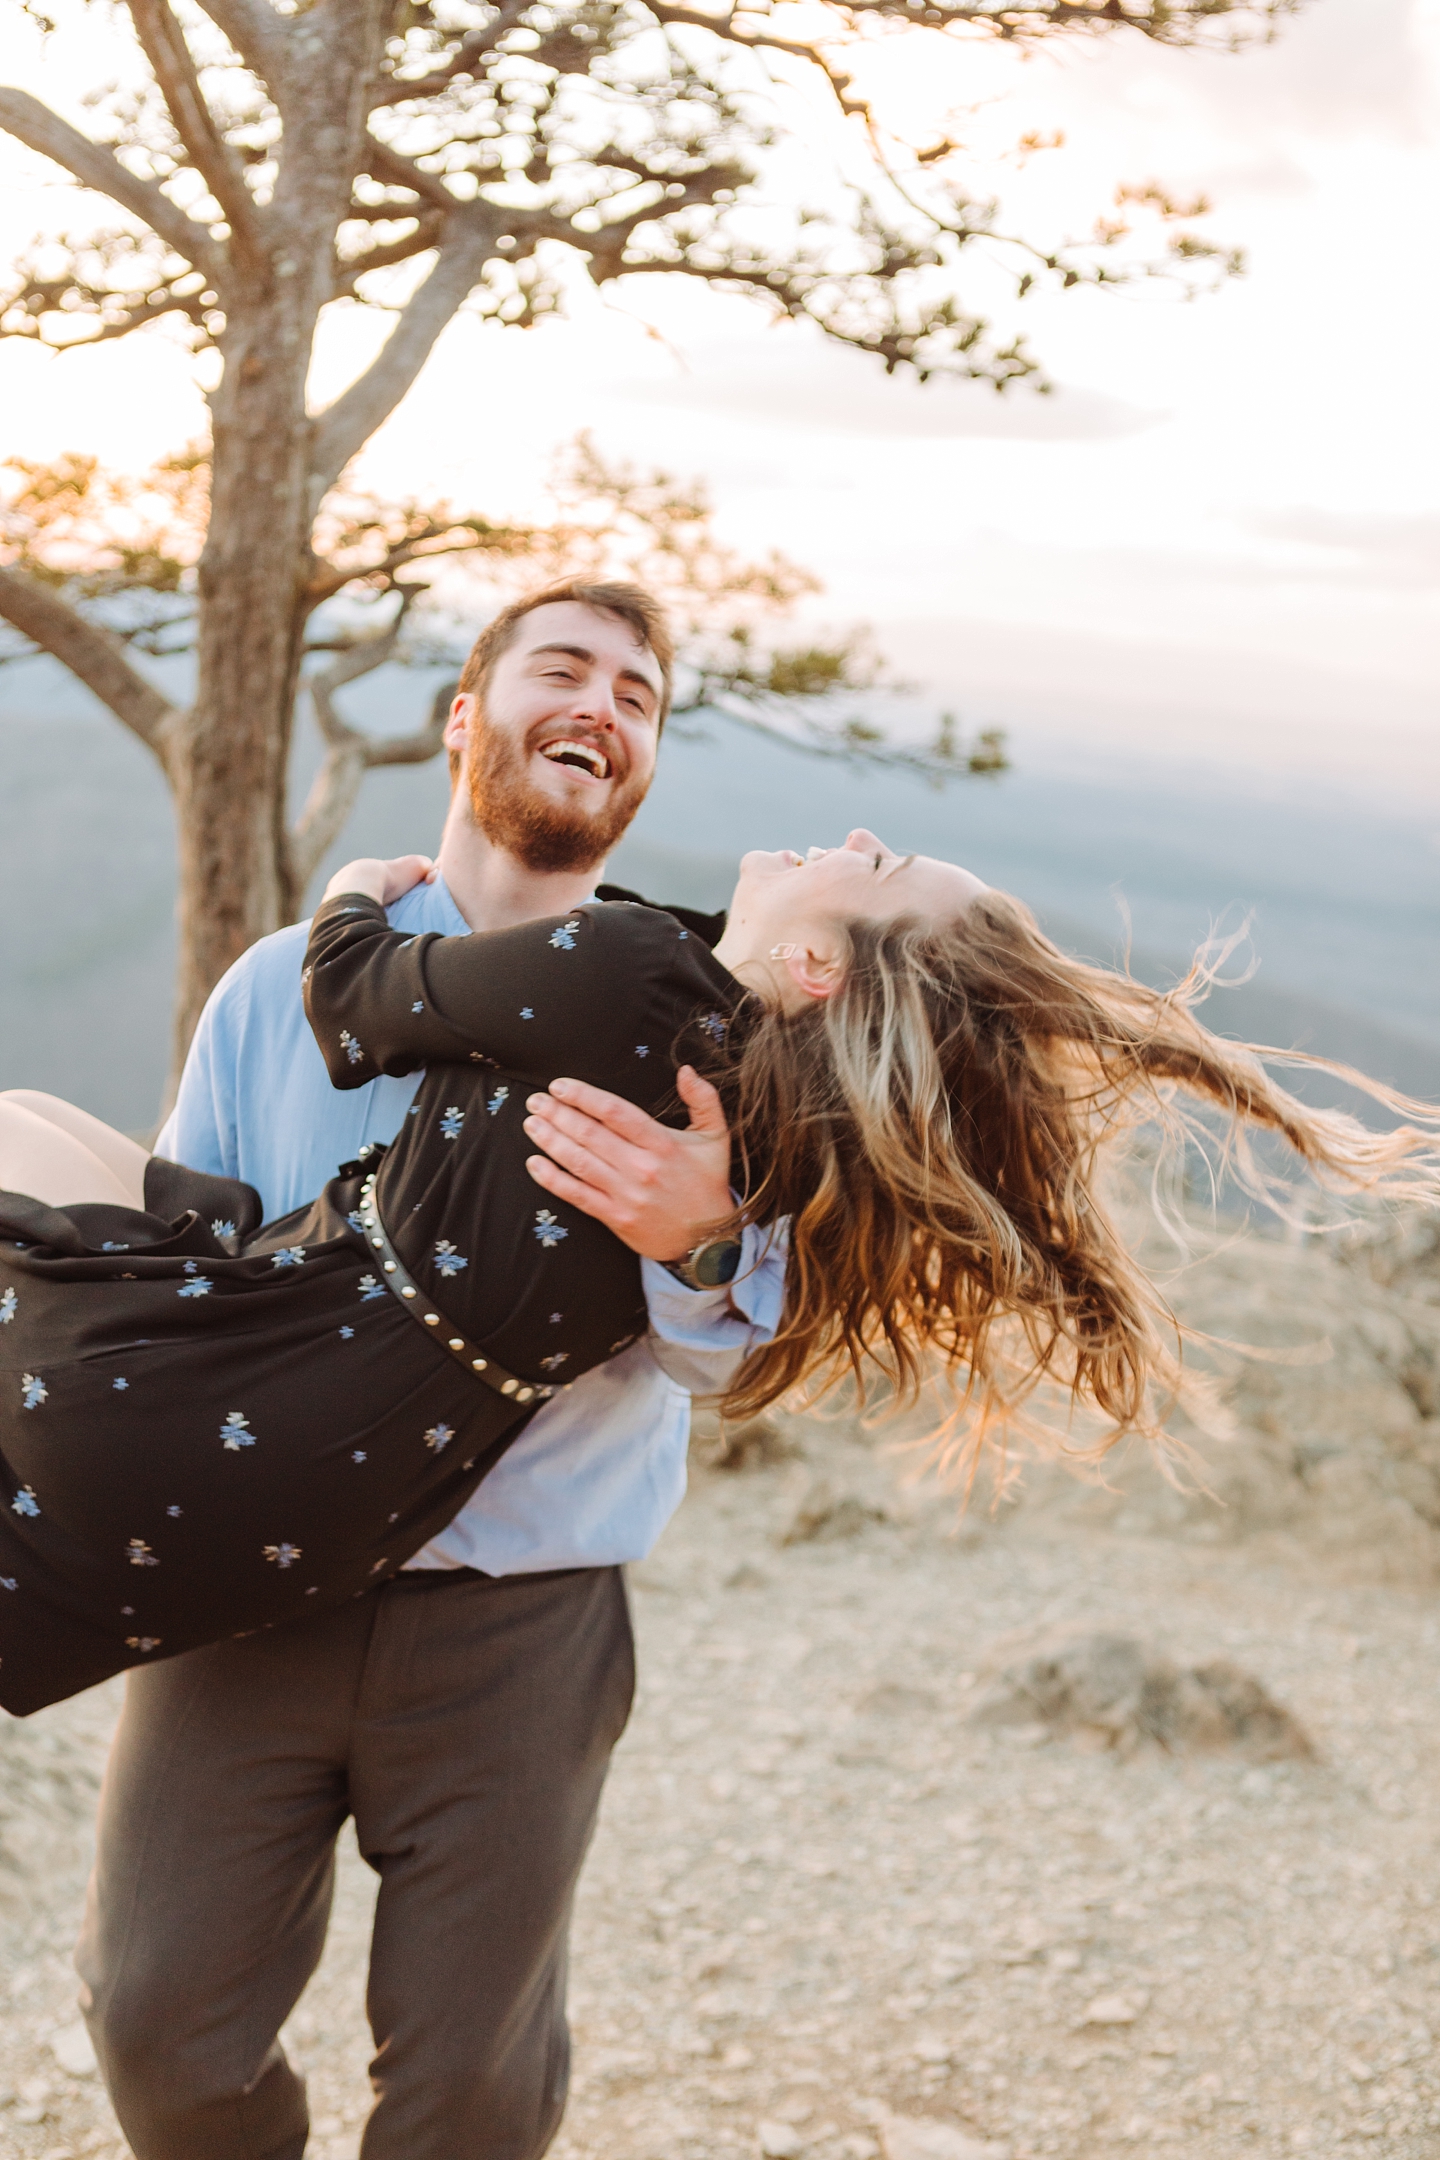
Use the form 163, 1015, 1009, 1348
321, 855, 436, 908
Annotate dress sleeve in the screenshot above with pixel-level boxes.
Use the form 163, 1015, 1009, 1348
302, 893, 673, 1093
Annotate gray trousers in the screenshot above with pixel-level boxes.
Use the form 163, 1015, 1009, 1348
75, 1565, 635, 2160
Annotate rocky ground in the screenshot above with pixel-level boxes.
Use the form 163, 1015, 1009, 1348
5, 1212, 1440, 2160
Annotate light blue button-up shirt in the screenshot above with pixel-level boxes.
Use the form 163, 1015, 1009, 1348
156, 876, 784, 1575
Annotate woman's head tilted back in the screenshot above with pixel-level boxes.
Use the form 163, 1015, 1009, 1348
712, 833, 1440, 1453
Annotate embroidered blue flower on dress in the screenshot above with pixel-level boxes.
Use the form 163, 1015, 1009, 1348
178, 1276, 213, 1298
487, 1086, 509, 1116
101, 1240, 129, 1252
220, 1411, 255, 1450
21, 1374, 47, 1410
270, 1247, 306, 1269
263, 1542, 302, 1569
549, 919, 581, 951
699, 1011, 727, 1043
533, 1210, 568, 1249
0, 1575, 16, 1590
434, 1241, 468, 1278
425, 1424, 455, 1453
635, 1045, 649, 1059
11, 1487, 39, 1519
340, 1029, 364, 1065
127, 1635, 161, 1652
412, 1000, 424, 1012
347, 1210, 365, 1233
520, 1007, 534, 1021
540, 1352, 570, 1372
167, 1505, 183, 1517
352, 1449, 367, 1464
339, 1325, 355, 1340
678, 928, 688, 939
211, 1218, 237, 1240
0, 1288, 15, 1325
439, 1106, 465, 1141
357, 1274, 386, 1302
113, 1377, 129, 1391
549, 1311, 563, 1325
127, 1539, 159, 1568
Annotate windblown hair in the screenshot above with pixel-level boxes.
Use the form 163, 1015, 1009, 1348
718, 891, 1440, 1455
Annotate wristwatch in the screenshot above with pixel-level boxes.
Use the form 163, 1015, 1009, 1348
662, 1233, 744, 1291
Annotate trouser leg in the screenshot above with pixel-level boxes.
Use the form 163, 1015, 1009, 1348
75, 1613, 361, 2160
351, 1567, 635, 2160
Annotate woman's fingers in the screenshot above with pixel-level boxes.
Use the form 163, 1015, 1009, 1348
379, 854, 435, 902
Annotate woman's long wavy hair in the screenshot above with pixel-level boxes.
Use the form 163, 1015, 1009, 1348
717, 890, 1440, 1454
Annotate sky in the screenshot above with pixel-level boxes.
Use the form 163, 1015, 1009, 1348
0, 0, 1436, 812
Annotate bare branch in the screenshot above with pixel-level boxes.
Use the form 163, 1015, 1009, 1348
363, 137, 466, 216
0, 87, 221, 276
126, 0, 267, 273
309, 217, 496, 497
369, 4, 531, 109
332, 210, 447, 297
190, 0, 291, 93
0, 562, 182, 759
290, 610, 448, 888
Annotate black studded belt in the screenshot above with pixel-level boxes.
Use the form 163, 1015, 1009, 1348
357, 1170, 553, 1409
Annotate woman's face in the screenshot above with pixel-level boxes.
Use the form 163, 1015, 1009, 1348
717, 829, 989, 1004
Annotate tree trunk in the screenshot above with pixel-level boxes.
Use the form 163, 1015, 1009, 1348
162, 4, 391, 1104
164, 301, 314, 1103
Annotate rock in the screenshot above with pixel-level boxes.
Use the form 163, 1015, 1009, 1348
968, 1627, 1313, 1760
692, 1411, 795, 1471
881, 2116, 1010, 2160
780, 1476, 883, 1546
758, 2121, 805, 2158
50, 2019, 97, 2076
856, 1681, 939, 1718
1080, 1990, 1150, 2027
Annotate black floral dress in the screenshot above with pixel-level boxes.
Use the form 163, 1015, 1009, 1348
0, 895, 743, 1715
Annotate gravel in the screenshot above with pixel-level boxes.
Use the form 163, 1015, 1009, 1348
5, 1219, 1440, 2160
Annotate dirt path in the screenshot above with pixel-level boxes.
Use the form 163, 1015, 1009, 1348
5, 1419, 1440, 2160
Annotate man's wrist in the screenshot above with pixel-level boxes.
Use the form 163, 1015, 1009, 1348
659, 1232, 744, 1291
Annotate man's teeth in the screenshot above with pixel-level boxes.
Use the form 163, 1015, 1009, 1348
540, 740, 611, 779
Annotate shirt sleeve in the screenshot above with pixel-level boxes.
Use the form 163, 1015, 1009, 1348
152, 954, 246, 1179
639, 1220, 788, 1396
303, 895, 680, 1094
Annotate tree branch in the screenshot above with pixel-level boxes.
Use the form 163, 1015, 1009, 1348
126, 0, 268, 274
363, 137, 466, 216
290, 616, 448, 889
0, 88, 223, 276
309, 216, 496, 497
0, 563, 182, 760
190, 0, 291, 93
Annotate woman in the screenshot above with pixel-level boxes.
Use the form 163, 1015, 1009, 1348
1, 833, 1436, 1715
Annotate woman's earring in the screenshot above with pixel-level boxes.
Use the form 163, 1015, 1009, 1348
769, 943, 800, 960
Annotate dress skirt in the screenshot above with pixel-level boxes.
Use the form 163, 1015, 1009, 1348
0, 1158, 535, 1716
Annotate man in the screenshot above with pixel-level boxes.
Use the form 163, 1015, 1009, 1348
76, 579, 783, 2160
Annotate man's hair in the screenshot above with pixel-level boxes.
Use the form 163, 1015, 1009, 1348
448, 578, 674, 782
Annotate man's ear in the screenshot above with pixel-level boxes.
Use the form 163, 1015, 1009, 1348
780, 946, 842, 1003
443, 691, 477, 759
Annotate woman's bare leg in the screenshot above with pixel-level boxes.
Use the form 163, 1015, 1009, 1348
0, 1092, 149, 1209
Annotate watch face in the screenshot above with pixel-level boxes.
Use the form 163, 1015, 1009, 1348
693, 1237, 743, 1288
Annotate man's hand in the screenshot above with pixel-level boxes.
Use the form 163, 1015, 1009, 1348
523, 1065, 733, 1265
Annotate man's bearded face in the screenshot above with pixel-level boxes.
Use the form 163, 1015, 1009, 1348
465, 698, 652, 876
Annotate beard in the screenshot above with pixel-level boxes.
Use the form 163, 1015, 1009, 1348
466, 709, 650, 876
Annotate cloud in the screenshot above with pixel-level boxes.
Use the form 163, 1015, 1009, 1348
1239, 507, 1440, 582
609, 333, 1160, 442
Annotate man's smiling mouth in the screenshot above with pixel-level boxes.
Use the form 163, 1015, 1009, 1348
539, 738, 612, 782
